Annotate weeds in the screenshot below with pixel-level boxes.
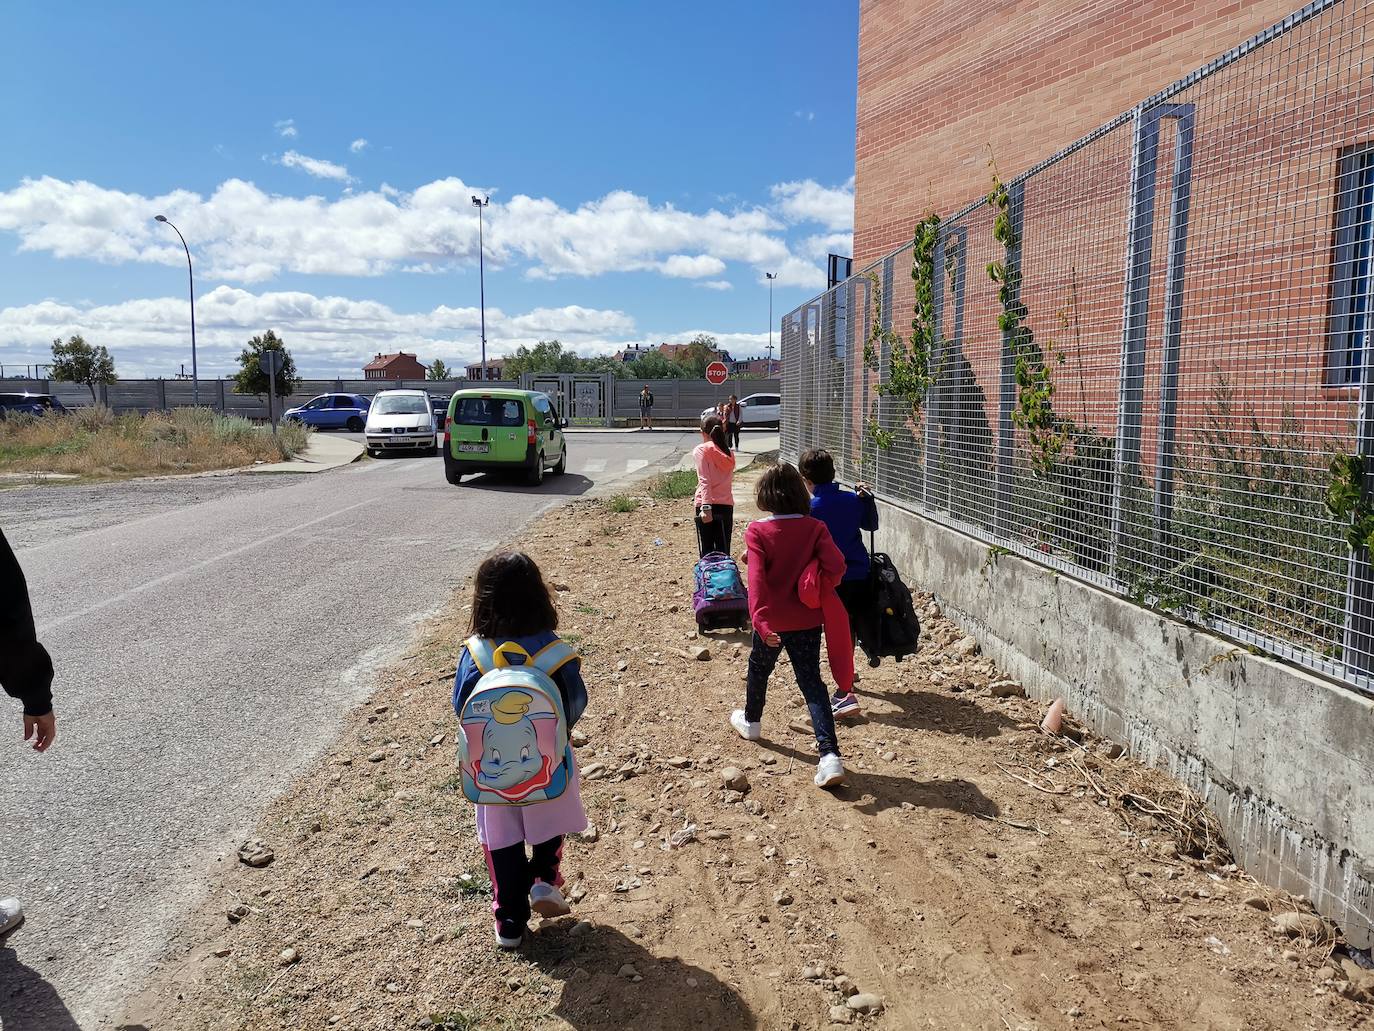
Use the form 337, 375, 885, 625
0, 406, 312, 478
428, 1012, 482, 1031
605, 494, 640, 513
445, 869, 492, 898
648, 469, 697, 499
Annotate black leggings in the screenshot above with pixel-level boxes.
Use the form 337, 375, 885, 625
744, 627, 839, 757
484, 835, 564, 927
695, 504, 734, 557
727, 422, 741, 449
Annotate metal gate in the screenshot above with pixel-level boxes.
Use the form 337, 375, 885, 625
524, 373, 613, 427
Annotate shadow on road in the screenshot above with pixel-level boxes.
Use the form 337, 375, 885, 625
0, 945, 81, 1031
523, 923, 752, 1031
453, 473, 596, 497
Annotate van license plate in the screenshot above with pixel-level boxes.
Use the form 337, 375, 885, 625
458, 443, 488, 453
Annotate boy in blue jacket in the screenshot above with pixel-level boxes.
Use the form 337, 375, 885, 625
799, 449, 878, 718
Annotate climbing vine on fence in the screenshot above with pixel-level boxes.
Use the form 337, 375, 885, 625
1325, 453, 1374, 551
986, 166, 1068, 479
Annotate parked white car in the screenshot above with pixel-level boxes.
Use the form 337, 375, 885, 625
700, 392, 781, 428
364, 389, 437, 457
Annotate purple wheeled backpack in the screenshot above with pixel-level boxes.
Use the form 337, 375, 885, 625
693, 551, 749, 632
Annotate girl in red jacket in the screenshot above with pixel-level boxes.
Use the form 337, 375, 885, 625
730, 463, 848, 788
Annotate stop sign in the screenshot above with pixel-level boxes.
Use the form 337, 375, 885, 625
705, 360, 729, 386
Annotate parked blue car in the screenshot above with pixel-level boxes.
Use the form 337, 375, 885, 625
0, 392, 69, 419
282, 393, 371, 431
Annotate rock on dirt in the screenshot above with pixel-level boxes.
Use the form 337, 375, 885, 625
690, 645, 711, 661
828, 1006, 854, 1024
278, 948, 299, 967
570, 729, 590, 748
236, 839, 274, 868
847, 993, 885, 1014
720, 767, 750, 792
952, 636, 979, 658
1272, 911, 1333, 942
988, 680, 1025, 698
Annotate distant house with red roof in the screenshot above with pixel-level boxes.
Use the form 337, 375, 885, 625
363, 352, 427, 381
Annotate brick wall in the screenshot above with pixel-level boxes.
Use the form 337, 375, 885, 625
855, 0, 1301, 269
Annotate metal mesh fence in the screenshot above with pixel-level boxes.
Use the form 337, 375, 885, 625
782, 0, 1374, 694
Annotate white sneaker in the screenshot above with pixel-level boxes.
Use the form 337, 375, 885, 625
0, 897, 24, 937
530, 882, 571, 918
729, 710, 761, 741
814, 754, 845, 789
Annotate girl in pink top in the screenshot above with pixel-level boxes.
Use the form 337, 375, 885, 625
693, 414, 736, 556
730, 463, 848, 789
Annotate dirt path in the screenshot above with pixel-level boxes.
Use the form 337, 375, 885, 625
123, 475, 1374, 1031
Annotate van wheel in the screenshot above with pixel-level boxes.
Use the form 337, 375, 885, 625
553, 447, 566, 475
347, 416, 364, 432
526, 455, 545, 486
445, 465, 463, 485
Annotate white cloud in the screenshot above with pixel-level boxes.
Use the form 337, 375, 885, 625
349, 138, 369, 154
0, 175, 810, 285
274, 119, 297, 139
694, 280, 733, 291
801, 231, 854, 260
661, 254, 726, 279
770, 177, 854, 231
278, 151, 352, 183
0, 287, 639, 377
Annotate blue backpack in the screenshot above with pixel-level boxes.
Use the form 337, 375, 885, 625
457, 636, 577, 806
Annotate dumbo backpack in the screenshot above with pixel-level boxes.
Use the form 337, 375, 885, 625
457, 636, 576, 806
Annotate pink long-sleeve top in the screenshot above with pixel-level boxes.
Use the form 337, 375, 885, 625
693, 442, 736, 506
744, 514, 846, 640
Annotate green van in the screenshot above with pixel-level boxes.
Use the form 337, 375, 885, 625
443, 388, 567, 486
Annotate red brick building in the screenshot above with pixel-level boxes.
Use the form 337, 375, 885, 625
855, 0, 1300, 268
363, 352, 426, 380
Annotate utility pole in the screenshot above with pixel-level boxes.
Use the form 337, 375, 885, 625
471, 195, 490, 380
765, 272, 778, 377
155, 215, 199, 405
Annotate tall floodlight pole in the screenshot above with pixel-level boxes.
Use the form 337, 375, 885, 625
765, 272, 778, 377
155, 215, 198, 405
471, 195, 490, 380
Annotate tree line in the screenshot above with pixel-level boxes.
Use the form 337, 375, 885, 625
34, 329, 757, 402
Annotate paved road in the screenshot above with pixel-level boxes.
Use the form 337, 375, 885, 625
0, 430, 696, 1030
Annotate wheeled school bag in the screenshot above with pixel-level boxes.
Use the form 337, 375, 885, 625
854, 531, 921, 666
456, 636, 576, 806
692, 551, 750, 632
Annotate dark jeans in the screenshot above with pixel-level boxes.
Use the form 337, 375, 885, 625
727, 421, 741, 449
483, 835, 564, 927
695, 503, 734, 557
745, 627, 840, 757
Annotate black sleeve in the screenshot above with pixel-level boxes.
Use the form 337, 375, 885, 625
0, 529, 54, 717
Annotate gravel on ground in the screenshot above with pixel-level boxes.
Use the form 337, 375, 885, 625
121, 473, 1374, 1031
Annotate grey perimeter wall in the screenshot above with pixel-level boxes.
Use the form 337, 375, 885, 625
877, 501, 1374, 949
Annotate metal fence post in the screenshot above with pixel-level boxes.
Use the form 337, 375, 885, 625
157, 379, 168, 411
994, 182, 1025, 538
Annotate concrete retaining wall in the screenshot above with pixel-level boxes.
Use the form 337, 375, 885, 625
877, 500, 1374, 948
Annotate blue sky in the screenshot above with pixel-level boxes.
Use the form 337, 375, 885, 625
0, 2, 857, 377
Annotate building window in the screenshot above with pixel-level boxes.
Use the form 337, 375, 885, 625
1329, 144, 1374, 386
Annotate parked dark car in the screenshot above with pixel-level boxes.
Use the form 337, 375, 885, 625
0, 393, 69, 419
429, 393, 453, 433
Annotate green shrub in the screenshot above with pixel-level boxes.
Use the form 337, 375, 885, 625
605, 494, 640, 513
273, 419, 313, 459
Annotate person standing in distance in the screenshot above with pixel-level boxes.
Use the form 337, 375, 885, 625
724, 394, 743, 451
638, 385, 654, 430
0, 527, 57, 937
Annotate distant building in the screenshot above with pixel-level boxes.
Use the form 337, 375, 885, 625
730, 357, 781, 379
464, 358, 507, 381
363, 352, 426, 381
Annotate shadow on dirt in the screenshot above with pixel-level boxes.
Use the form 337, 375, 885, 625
754, 738, 1000, 819
523, 923, 752, 1030
858, 686, 1021, 740
0, 945, 81, 1031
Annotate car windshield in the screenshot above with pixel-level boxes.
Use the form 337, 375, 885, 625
372, 395, 429, 415
455, 397, 524, 427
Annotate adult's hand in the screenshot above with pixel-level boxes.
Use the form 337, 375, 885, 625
856, 482, 873, 498
23, 711, 56, 752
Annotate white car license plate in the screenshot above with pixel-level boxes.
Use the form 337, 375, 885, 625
458, 443, 488, 453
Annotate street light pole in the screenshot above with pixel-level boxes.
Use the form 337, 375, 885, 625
765, 272, 778, 377
471, 195, 490, 381
155, 215, 198, 405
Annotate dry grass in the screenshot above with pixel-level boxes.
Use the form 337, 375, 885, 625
0, 406, 312, 480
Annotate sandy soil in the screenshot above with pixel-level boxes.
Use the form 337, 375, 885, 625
122, 473, 1374, 1031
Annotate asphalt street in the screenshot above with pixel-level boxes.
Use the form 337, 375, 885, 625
0, 429, 696, 1029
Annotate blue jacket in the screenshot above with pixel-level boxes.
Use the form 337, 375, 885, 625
809, 483, 879, 582
453, 630, 589, 727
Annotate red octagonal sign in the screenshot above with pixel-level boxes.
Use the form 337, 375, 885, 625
705, 360, 729, 386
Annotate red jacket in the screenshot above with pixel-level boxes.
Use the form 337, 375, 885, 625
744, 515, 846, 640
